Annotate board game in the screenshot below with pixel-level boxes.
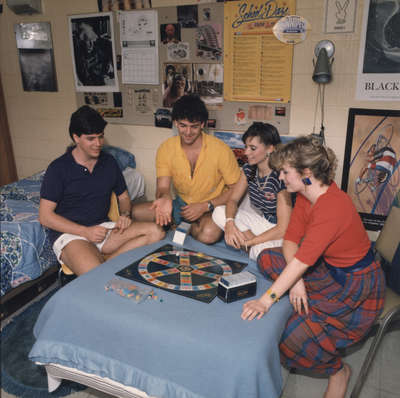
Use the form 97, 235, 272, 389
116, 244, 248, 303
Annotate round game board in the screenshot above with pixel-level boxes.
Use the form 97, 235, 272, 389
138, 249, 233, 291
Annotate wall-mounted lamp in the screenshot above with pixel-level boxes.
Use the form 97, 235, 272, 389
312, 40, 335, 144
313, 40, 335, 84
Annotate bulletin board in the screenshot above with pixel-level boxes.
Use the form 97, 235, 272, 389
74, 1, 293, 135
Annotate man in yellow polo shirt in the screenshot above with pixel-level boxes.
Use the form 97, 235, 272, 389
132, 95, 240, 244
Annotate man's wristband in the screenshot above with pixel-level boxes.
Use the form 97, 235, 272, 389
226, 217, 235, 223
266, 288, 279, 303
120, 211, 131, 218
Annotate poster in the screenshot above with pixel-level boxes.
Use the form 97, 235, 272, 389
98, 0, 152, 11
120, 10, 159, 85
341, 108, 400, 230
324, 0, 357, 33
356, 0, 400, 101
14, 22, 57, 92
69, 13, 119, 92
224, 0, 295, 103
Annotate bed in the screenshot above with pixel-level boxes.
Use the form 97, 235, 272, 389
0, 145, 143, 319
29, 233, 293, 398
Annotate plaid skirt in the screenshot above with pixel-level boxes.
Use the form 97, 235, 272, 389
257, 248, 386, 375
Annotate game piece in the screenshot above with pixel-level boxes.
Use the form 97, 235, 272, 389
105, 277, 153, 303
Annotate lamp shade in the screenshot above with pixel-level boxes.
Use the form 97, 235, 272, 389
312, 47, 332, 84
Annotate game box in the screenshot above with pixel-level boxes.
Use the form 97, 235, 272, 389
217, 271, 257, 303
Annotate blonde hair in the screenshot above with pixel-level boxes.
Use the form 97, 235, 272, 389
270, 135, 337, 185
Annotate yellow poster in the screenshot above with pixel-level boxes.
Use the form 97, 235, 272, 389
224, 0, 296, 103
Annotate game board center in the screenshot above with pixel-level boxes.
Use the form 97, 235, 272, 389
177, 265, 194, 272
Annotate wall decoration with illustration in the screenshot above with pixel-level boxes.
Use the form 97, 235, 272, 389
341, 108, 400, 230
74, 1, 291, 135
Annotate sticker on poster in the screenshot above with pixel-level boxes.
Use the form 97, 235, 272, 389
97, 108, 123, 118
273, 15, 311, 44
155, 108, 172, 128
248, 105, 274, 121
234, 108, 247, 126
196, 24, 222, 61
84, 92, 108, 105
193, 63, 223, 105
134, 89, 151, 114
167, 42, 190, 61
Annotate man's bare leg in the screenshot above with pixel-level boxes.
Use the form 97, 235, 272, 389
102, 221, 165, 258
131, 201, 156, 222
191, 213, 222, 244
323, 363, 351, 398
60, 240, 104, 276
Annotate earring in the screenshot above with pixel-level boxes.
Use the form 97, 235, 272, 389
264, 153, 270, 160
302, 177, 312, 185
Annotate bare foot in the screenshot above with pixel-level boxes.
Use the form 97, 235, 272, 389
323, 363, 352, 398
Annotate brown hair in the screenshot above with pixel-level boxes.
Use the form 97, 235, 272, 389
270, 135, 337, 185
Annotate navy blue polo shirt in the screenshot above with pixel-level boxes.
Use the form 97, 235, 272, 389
40, 147, 127, 244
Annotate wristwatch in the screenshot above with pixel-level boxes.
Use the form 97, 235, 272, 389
207, 201, 215, 212
266, 288, 279, 303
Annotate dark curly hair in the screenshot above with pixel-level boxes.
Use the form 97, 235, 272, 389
171, 94, 208, 124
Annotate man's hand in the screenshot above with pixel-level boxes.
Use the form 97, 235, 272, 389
180, 202, 208, 222
151, 197, 172, 226
241, 296, 273, 320
114, 214, 132, 233
84, 225, 108, 243
289, 279, 309, 315
224, 220, 246, 249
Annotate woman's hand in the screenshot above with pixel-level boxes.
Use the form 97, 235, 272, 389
289, 279, 309, 315
241, 296, 273, 320
224, 220, 246, 249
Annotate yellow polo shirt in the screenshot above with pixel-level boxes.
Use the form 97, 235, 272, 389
156, 132, 240, 204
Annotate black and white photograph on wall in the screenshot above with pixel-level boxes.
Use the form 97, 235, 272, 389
342, 108, 400, 230
14, 22, 57, 92
160, 23, 181, 45
162, 63, 193, 108
69, 12, 119, 92
196, 24, 222, 61
193, 63, 223, 105
356, 0, 400, 100
98, 0, 152, 11
177, 5, 198, 28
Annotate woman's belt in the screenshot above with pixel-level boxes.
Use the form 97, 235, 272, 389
325, 247, 374, 286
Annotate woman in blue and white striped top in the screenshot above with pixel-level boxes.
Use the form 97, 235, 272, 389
212, 122, 292, 260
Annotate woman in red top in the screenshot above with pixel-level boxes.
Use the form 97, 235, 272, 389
241, 136, 385, 398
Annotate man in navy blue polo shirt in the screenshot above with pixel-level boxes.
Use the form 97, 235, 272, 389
39, 105, 164, 275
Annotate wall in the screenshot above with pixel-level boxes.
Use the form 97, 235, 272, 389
1, 0, 398, 201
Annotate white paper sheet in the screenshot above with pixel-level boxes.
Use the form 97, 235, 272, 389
120, 10, 159, 85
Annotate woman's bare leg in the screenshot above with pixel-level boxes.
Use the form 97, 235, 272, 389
323, 363, 351, 398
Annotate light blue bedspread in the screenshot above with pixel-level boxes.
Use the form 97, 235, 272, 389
29, 234, 292, 398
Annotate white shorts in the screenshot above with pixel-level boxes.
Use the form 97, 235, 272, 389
212, 205, 282, 260
52, 221, 116, 263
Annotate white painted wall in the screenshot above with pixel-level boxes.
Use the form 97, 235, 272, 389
1, 0, 398, 202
